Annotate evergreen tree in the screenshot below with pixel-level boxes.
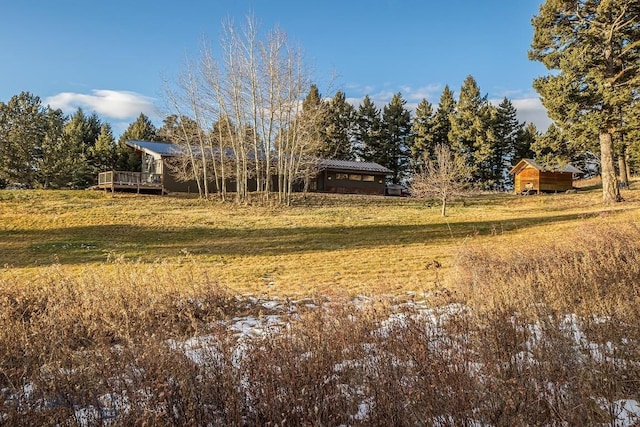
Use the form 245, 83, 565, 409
320, 90, 355, 160
513, 122, 538, 164
490, 97, 523, 188
38, 107, 72, 189
0, 92, 48, 187
354, 95, 383, 163
530, 0, 640, 202
157, 114, 201, 145
431, 85, 456, 147
381, 93, 412, 183
409, 98, 435, 168
63, 108, 103, 187
449, 76, 493, 186
531, 124, 574, 167
302, 84, 322, 113
91, 124, 117, 172
299, 84, 326, 157
626, 100, 640, 176
157, 114, 180, 142
116, 113, 158, 171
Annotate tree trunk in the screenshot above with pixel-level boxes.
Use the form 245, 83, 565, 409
441, 197, 447, 217
600, 131, 621, 203
617, 142, 630, 188
618, 154, 628, 188
624, 151, 631, 188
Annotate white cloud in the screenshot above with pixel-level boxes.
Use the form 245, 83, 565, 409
45, 89, 157, 120
508, 97, 552, 131
401, 84, 442, 103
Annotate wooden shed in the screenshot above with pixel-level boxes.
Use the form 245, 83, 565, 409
510, 158, 582, 194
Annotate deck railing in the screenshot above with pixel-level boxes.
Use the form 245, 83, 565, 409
97, 171, 163, 191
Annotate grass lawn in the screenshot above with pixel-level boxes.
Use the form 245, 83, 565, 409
1, 183, 639, 297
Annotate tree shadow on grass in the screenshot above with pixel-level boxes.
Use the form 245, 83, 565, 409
0, 209, 614, 268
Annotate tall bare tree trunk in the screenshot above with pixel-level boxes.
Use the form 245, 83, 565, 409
600, 131, 621, 203
617, 141, 630, 188
168, 15, 314, 205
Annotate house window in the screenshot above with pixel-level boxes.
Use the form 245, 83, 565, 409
349, 174, 361, 181
362, 175, 375, 182
336, 173, 349, 180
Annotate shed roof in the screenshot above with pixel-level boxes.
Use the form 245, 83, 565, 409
126, 140, 181, 157
509, 158, 582, 175
318, 159, 392, 174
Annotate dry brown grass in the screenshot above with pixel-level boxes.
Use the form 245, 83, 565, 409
2, 184, 638, 297
2, 185, 640, 424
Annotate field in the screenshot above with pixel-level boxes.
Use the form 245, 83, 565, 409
2, 185, 640, 425
3, 184, 637, 296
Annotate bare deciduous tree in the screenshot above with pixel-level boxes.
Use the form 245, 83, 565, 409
162, 15, 319, 205
410, 144, 471, 217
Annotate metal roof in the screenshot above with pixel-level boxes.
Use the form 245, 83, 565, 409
126, 140, 182, 157
125, 140, 393, 174
510, 158, 582, 174
318, 159, 392, 174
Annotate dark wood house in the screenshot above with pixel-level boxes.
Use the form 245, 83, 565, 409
98, 140, 392, 195
510, 158, 582, 194
312, 160, 392, 195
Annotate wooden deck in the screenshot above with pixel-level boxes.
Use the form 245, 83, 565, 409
97, 171, 165, 194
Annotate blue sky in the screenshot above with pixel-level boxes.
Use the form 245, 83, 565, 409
1, 0, 551, 135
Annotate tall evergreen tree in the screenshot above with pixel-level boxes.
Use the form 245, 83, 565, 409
157, 114, 202, 145
320, 90, 355, 160
299, 84, 325, 157
531, 124, 574, 167
513, 122, 538, 164
409, 98, 435, 168
0, 92, 48, 187
381, 93, 412, 183
91, 124, 117, 172
157, 114, 180, 142
116, 113, 158, 171
449, 76, 493, 185
490, 98, 523, 187
431, 85, 456, 147
38, 107, 72, 189
354, 95, 383, 163
530, 0, 640, 203
63, 108, 103, 187
302, 84, 322, 112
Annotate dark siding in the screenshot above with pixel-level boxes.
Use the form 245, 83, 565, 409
163, 171, 199, 193
160, 160, 387, 195
321, 170, 386, 195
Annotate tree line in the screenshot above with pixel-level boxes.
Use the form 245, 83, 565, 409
0, 91, 161, 190
1, 77, 626, 196
291, 77, 539, 191
2, 6, 639, 204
